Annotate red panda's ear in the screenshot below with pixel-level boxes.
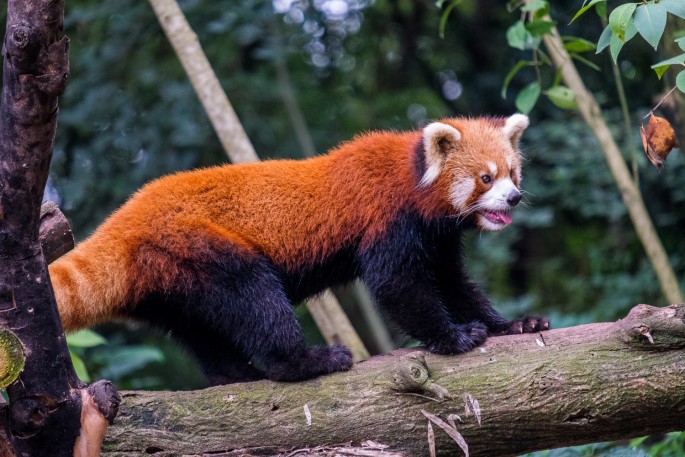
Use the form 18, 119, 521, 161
503, 113, 529, 148
420, 122, 462, 187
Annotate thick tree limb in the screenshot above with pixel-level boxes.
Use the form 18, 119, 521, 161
102, 304, 685, 457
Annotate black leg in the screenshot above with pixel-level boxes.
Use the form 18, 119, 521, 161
172, 323, 266, 385
133, 225, 353, 383
434, 232, 550, 335
359, 215, 487, 354
187, 255, 354, 382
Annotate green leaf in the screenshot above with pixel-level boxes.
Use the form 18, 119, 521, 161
571, 53, 601, 71
629, 436, 649, 448
507, 20, 529, 50
596, 25, 612, 53
515, 82, 541, 114
661, 0, 685, 19
521, 0, 547, 12
501, 60, 530, 99
70, 352, 90, 383
438, 0, 463, 39
651, 53, 685, 78
526, 19, 556, 37
677, 37, 685, 52
545, 86, 578, 110
66, 329, 107, 348
595, 1, 608, 21
609, 22, 638, 62
677, 70, 685, 94
570, 0, 607, 24
609, 3, 637, 41
634, 2, 668, 50
97, 346, 165, 381
563, 37, 597, 53
610, 31, 626, 63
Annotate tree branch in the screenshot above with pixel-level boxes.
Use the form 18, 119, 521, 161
102, 304, 685, 457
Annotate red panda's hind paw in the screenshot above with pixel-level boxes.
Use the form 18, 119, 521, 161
266, 344, 353, 382
505, 315, 551, 334
426, 321, 488, 355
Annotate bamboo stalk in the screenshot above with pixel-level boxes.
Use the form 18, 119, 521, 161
147, 0, 370, 360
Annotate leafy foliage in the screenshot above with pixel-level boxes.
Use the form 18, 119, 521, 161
572, 0, 685, 91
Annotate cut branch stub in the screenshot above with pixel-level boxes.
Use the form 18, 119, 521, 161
617, 304, 685, 348
0, 329, 23, 389
39, 201, 74, 264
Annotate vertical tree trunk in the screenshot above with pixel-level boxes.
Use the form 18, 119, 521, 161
0, 1, 119, 455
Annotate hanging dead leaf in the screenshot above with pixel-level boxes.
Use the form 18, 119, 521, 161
641, 115, 678, 170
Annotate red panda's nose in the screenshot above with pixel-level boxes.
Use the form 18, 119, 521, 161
506, 189, 522, 207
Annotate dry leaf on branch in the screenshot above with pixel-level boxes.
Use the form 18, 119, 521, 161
640, 115, 679, 170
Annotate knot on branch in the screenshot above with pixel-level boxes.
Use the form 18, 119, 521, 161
617, 304, 685, 349
14, 36, 70, 100
5, 24, 41, 64
390, 352, 450, 401
8, 395, 59, 438
4, 31, 69, 119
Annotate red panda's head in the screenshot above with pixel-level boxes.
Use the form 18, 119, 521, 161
418, 114, 529, 231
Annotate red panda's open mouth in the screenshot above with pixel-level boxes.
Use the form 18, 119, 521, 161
480, 209, 513, 225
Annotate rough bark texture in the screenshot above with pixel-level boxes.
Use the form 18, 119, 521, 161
102, 304, 685, 457
0, 2, 119, 455
0, 0, 83, 454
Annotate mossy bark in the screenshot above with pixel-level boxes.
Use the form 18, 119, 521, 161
103, 304, 685, 457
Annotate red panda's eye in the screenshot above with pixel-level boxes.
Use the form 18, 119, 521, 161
481, 174, 492, 184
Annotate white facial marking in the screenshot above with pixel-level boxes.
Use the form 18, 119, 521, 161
449, 177, 475, 210
480, 178, 518, 210
487, 161, 498, 177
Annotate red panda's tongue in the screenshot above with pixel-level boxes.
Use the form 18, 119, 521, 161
497, 211, 513, 225
484, 210, 513, 225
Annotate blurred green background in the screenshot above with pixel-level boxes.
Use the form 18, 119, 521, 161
9, 0, 685, 454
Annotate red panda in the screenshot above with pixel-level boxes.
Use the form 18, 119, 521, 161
49, 114, 549, 384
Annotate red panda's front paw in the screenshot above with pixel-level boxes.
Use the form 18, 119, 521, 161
505, 315, 551, 334
426, 321, 488, 355
265, 344, 353, 382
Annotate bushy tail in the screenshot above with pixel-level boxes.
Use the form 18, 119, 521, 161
49, 237, 131, 332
